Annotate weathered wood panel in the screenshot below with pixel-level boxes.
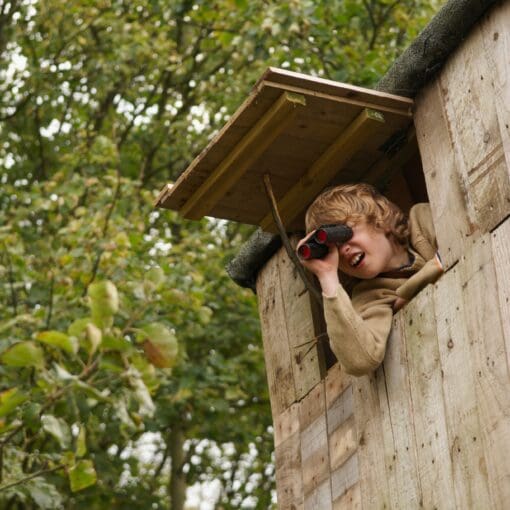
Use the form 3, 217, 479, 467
414, 79, 473, 269
491, 217, 510, 371
376, 314, 421, 508
278, 240, 325, 400
256, 249, 296, 419
460, 233, 510, 507
440, 12, 510, 234
404, 288, 455, 509
274, 430, 304, 509
331, 456, 360, 509
299, 383, 332, 503
415, 0, 510, 269
352, 373, 390, 509
479, 0, 510, 178
434, 264, 492, 508
332, 481, 361, 510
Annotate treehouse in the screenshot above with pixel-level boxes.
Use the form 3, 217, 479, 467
157, 0, 510, 507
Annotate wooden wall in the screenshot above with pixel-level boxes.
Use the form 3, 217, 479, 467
256, 1, 510, 508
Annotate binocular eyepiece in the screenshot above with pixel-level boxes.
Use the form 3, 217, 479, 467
298, 224, 353, 260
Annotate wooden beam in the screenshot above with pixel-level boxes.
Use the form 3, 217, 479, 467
361, 126, 417, 186
259, 108, 385, 232
261, 80, 413, 118
179, 91, 306, 220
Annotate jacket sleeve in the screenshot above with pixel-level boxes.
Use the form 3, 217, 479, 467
323, 284, 396, 376
396, 253, 444, 301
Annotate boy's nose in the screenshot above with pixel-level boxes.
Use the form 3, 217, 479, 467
338, 243, 351, 256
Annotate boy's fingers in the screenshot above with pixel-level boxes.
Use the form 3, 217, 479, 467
393, 297, 408, 312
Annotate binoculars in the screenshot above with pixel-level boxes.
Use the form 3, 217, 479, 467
298, 224, 353, 260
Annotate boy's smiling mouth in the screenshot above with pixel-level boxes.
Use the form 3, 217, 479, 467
350, 252, 365, 267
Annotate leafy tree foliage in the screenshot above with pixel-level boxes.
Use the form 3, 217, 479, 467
0, 0, 439, 508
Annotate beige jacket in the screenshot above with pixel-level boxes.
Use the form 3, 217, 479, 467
323, 203, 443, 376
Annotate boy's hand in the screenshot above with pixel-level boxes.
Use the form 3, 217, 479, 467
297, 232, 340, 297
392, 297, 408, 312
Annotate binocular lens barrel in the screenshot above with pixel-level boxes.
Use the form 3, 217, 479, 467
297, 242, 328, 260
315, 224, 353, 244
298, 224, 353, 260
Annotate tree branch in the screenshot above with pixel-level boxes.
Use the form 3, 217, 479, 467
0, 464, 65, 493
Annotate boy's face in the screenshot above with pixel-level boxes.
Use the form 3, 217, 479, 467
336, 221, 405, 279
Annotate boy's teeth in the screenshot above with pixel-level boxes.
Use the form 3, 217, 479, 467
351, 253, 363, 267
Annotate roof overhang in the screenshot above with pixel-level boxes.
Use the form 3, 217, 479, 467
156, 68, 415, 233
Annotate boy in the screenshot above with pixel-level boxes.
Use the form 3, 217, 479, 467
297, 183, 443, 376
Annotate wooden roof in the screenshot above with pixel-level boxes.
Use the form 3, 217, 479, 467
156, 68, 414, 233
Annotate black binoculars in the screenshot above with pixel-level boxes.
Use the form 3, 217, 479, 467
298, 224, 353, 260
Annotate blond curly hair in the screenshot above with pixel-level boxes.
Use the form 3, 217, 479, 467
305, 183, 409, 246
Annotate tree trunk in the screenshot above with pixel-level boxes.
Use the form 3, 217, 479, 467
169, 427, 187, 510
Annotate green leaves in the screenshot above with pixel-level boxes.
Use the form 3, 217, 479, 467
136, 323, 178, 368
36, 331, 78, 354
0, 388, 28, 418
1, 342, 45, 369
88, 280, 119, 329
68, 460, 97, 492
41, 415, 72, 449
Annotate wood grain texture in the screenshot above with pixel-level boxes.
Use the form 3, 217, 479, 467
404, 288, 455, 509
440, 14, 510, 233
332, 480, 361, 510
415, 79, 474, 269
300, 383, 331, 497
460, 234, 510, 507
328, 415, 357, 472
256, 248, 296, 419
275, 431, 304, 510
274, 403, 300, 449
491, 217, 510, 374
434, 263, 492, 508
352, 373, 390, 509
376, 314, 421, 508
330, 454, 360, 505
479, 0, 510, 188
278, 241, 325, 400
303, 480, 332, 510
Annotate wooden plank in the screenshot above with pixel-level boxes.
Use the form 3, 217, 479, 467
352, 372, 391, 509
304, 480, 332, 510
261, 80, 413, 118
278, 238, 325, 399
256, 248, 296, 419
434, 260, 492, 508
259, 108, 386, 232
491, 217, 510, 373
333, 480, 361, 510
460, 233, 510, 506
360, 126, 418, 185
376, 314, 421, 508
274, 403, 300, 449
256, 67, 414, 114
404, 288, 455, 509
479, 0, 510, 179
414, 79, 474, 268
275, 432, 304, 510
325, 363, 351, 414
299, 383, 331, 497
179, 91, 306, 219
299, 380, 326, 430
330, 454, 360, 505
329, 415, 357, 472
327, 385, 354, 436
438, 16, 510, 234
